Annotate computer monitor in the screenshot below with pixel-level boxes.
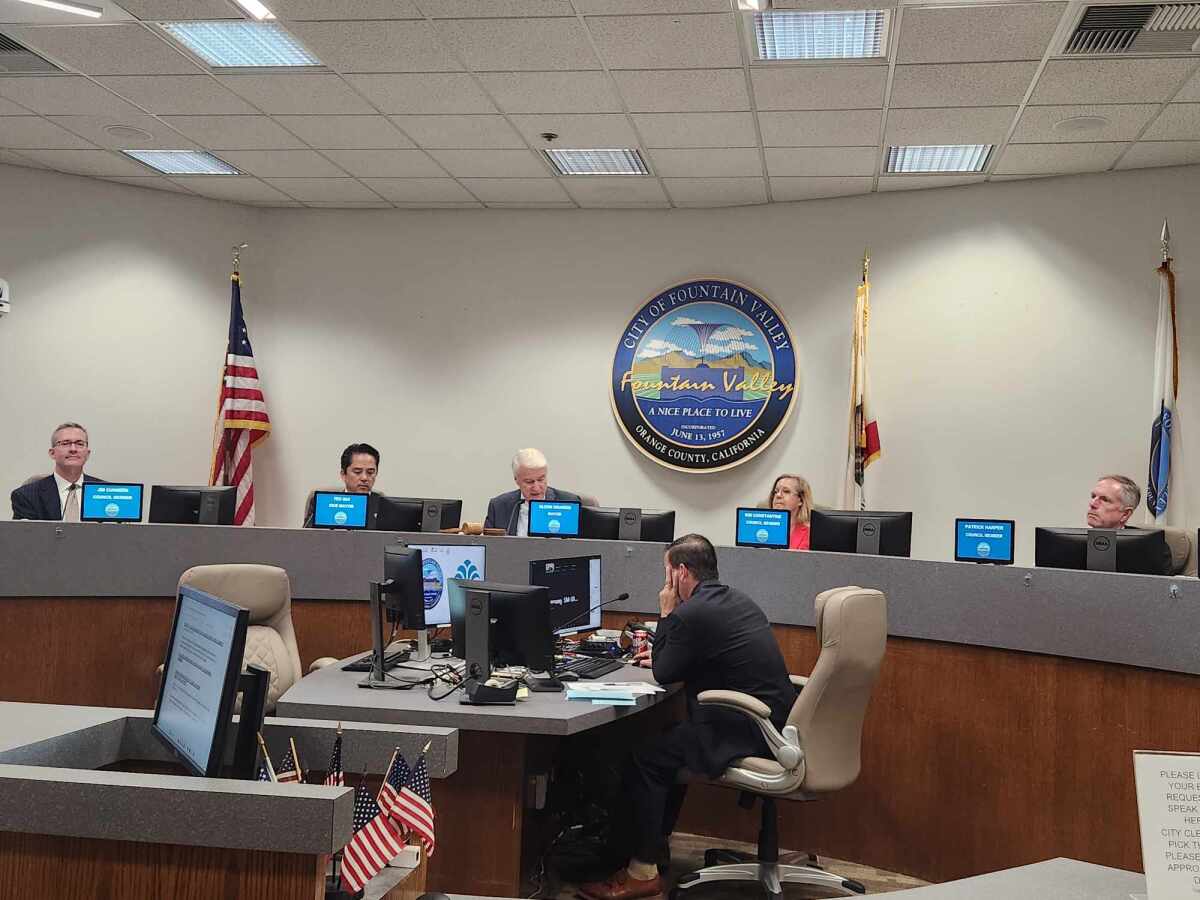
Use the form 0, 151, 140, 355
735, 507, 790, 549
380, 545, 426, 629
152, 584, 249, 777
528, 500, 581, 538
810, 509, 913, 557
448, 579, 554, 674
149, 485, 237, 525
529, 555, 602, 635
80, 482, 144, 522
1034, 527, 1171, 575
955, 518, 1015, 565
310, 491, 371, 529
411, 543, 486, 627
375, 496, 463, 533
579, 506, 676, 543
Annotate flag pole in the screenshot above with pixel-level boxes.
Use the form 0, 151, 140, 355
376, 746, 400, 806
256, 732, 277, 782
289, 736, 303, 784
1161, 219, 1171, 262
862, 248, 870, 284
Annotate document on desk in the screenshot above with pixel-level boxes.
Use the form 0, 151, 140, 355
566, 682, 664, 696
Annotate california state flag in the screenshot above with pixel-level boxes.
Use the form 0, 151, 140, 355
842, 269, 881, 509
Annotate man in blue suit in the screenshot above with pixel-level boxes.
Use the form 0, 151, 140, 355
11, 422, 107, 521
484, 448, 580, 536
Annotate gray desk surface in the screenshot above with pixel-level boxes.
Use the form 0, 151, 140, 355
880, 858, 1144, 899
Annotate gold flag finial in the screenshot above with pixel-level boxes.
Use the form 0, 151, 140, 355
862, 249, 870, 283
232, 242, 248, 271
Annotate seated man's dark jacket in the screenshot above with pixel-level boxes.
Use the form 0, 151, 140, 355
651, 579, 797, 778
484, 487, 582, 535
11, 474, 107, 521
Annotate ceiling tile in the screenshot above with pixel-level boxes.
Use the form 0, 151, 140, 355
434, 18, 600, 71
168, 175, 295, 202
393, 200, 484, 207
16, 148, 151, 176
1143, 104, 1200, 142
2, 24, 202, 76
650, 148, 762, 176
769, 176, 872, 201
0, 149, 46, 168
1177, 71, 1200, 103
993, 142, 1125, 175
49, 114, 198, 150
159, 115, 305, 149
392, 115, 525, 149
0, 117, 95, 150
988, 174, 1054, 181
890, 62, 1039, 108
1011, 104, 1159, 144
458, 178, 572, 202
216, 74, 375, 115
632, 112, 756, 148
586, 14, 741, 69
611, 69, 750, 112
218, 149, 349, 177
764, 146, 876, 176
261, 177, 383, 201
773, 0, 897, 8
1031, 59, 1198, 106
305, 201, 395, 208
750, 66, 885, 111
319, 148, 446, 177
758, 110, 880, 147
877, 174, 985, 191
884, 107, 1017, 146
508, 114, 638, 147
426, 148, 551, 177
269, 0, 423, 18
346, 73, 497, 114
275, 115, 413, 149
99, 174, 196, 193
577, 0, 731, 11
662, 176, 767, 206
112, 0, 238, 19
897, 4, 1065, 65
560, 175, 669, 206
1116, 141, 1200, 170
0, 76, 147, 117
0, 97, 30, 116
359, 177, 476, 201
288, 21, 460, 73
479, 71, 622, 114
417, 0, 572, 15
485, 202, 574, 208
95, 75, 259, 115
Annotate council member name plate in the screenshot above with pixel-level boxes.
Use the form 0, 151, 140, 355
1134, 749, 1200, 898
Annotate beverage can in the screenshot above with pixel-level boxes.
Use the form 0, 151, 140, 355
631, 629, 649, 656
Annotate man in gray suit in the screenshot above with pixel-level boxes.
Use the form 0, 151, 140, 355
484, 448, 581, 536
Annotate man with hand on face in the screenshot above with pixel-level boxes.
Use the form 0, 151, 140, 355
302, 443, 382, 528
11, 422, 107, 521
484, 447, 581, 536
581, 534, 796, 900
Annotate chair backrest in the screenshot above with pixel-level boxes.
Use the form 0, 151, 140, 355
577, 493, 599, 508
177, 564, 302, 714
1159, 526, 1194, 576
789, 585, 887, 793
24, 473, 49, 486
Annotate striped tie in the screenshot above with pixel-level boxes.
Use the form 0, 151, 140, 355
63, 483, 80, 523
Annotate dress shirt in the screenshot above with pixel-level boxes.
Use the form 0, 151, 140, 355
54, 471, 84, 521
516, 499, 529, 537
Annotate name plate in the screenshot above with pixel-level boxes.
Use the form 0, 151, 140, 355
1135, 750, 1200, 898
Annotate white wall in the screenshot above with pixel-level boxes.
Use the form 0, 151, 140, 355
3, 162, 1198, 564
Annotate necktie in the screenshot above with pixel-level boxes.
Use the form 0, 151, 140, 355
63, 483, 80, 523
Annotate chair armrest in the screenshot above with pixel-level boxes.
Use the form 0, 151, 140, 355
789, 675, 808, 688
698, 689, 771, 719
309, 657, 338, 673
697, 689, 802, 770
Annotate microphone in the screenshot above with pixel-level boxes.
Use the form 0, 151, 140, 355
556, 592, 630, 633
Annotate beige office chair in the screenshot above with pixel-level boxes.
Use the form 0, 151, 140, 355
1160, 527, 1194, 576
577, 493, 599, 508
673, 585, 887, 900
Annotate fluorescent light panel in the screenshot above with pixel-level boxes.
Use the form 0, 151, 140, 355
885, 144, 992, 173
545, 149, 649, 176
232, 0, 275, 20
123, 150, 240, 175
159, 21, 319, 67
754, 10, 887, 60
14, 0, 102, 18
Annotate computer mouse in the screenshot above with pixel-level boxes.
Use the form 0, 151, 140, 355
558, 671, 580, 681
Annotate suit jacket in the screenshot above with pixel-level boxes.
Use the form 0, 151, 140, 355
483, 487, 582, 535
11, 473, 108, 521
652, 580, 797, 778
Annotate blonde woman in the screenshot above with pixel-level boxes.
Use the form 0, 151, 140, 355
767, 474, 813, 550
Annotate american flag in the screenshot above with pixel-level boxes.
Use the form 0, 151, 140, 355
323, 731, 344, 788
209, 271, 271, 526
276, 748, 300, 784
390, 755, 436, 857
341, 780, 405, 894
377, 751, 409, 813
256, 762, 271, 781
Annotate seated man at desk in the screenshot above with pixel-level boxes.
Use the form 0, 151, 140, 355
11, 422, 107, 521
302, 442, 382, 527
1086, 474, 1140, 529
581, 533, 796, 900
484, 447, 580, 536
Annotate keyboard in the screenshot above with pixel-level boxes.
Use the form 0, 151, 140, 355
558, 656, 625, 679
342, 649, 410, 672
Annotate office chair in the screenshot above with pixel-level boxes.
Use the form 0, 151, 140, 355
1160, 527, 1194, 575
672, 585, 888, 900
23, 474, 49, 486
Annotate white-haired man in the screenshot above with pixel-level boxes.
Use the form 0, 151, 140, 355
484, 448, 581, 536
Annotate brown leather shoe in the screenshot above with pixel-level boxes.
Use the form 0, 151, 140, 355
578, 870, 664, 900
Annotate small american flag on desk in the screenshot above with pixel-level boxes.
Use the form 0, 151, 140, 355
340, 779, 405, 894
391, 755, 436, 857
324, 730, 344, 788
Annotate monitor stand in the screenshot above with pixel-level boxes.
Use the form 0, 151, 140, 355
231, 664, 270, 780
618, 508, 642, 542
460, 588, 517, 705
855, 517, 881, 555
1086, 528, 1117, 572
358, 582, 425, 689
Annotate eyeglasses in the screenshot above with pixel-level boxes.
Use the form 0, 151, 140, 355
53, 440, 89, 449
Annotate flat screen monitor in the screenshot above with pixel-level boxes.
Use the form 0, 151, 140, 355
528, 500, 581, 538
149, 485, 237, 526
955, 518, 1015, 565
81, 482, 144, 522
735, 507, 790, 549
376, 496, 463, 533
152, 584, 249, 777
381, 545, 425, 629
1034, 527, 1171, 575
448, 579, 554, 674
411, 543, 486, 628
810, 509, 913, 557
311, 491, 371, 529
579, 506, 676, 543
529, 555, 602, 635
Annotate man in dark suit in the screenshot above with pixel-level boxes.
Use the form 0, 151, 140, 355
11, 422, 107, 521
302, 442, 383, 528
580, 534, 796, 900
1086, 474, 1173, 574
483, 448, 580, 536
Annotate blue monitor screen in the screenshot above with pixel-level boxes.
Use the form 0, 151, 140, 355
736, 508, 790, 549
955, 518, 1015, 564
312, 492, 369, 529
411, 543, 486, 627
81, 482, 143, 522
529, 500, 580, 538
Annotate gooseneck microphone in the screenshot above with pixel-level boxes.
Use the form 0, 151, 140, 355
556, 592, 630, 633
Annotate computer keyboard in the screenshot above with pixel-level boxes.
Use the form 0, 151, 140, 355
342, 649, 411, 672
558, 656, 625, 679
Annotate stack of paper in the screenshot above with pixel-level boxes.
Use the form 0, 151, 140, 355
565, 682, 666, 706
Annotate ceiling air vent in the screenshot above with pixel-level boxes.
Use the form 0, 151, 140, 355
0, 32, 62, 73
1065, 4, 1200, 54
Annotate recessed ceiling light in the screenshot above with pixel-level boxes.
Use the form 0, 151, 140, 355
159, 21, 320, 68
1053, 115, 1110, 136
232, 0, 276, 20
123, 150, 240, 175
735, 0, 769, 9
753, 10, 889, 60
12, 0, 101, 18
545, 149, 649, 176
885, 145, 992, 174
104, 124, 154, 143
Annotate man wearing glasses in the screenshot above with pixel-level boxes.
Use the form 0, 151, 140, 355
10, 422, 107, 521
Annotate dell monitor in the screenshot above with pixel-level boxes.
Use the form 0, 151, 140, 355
735, 507, 790, 549
810, 509, 913, 557
81, 482, 144, 523
152, 584, 249, 777
381, 545, 426, 630
579, 506, 676, 543
149, 485, 237, 526
529, 555, 602, 635
310, 491, 371, 529
411, 543, 486, 627
528, 500, 581, 538
955, 518, 1015, 565
448, 579, 554, 674
1034, 527, 1172, 575
376, 496, 463, 533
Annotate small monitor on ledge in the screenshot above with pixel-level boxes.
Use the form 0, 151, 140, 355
528, 500, 581, 538
81, 482, 144, 523
954, 518, 1015, 565
735, 507, 790, 549
1034, 527, 1171, 575
310, 491, 371, 529
375, 496, 463, 533
149, 485, 237, 525
810, 509, 912, 557
579, 506, 676, 543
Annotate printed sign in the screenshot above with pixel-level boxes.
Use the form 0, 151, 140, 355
1135, 750, 1200, 897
